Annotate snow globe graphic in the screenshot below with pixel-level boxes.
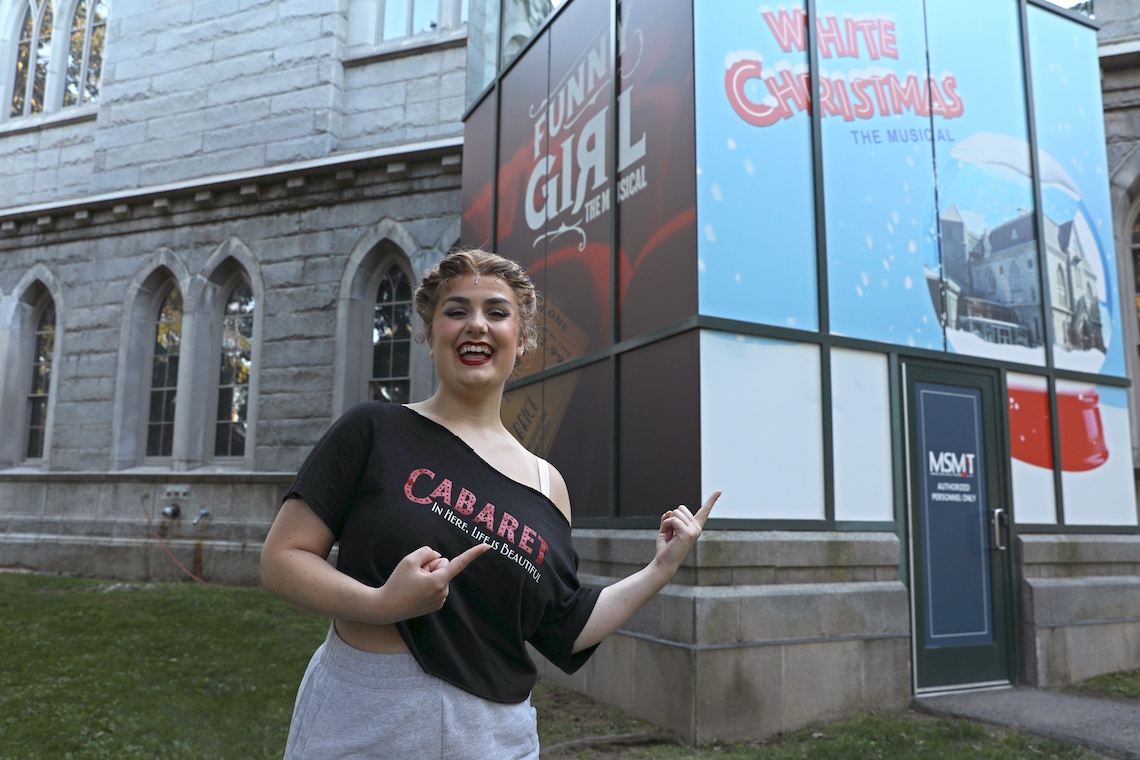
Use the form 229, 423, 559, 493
923, 132, 1112, 473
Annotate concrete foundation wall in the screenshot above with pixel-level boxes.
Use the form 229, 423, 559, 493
535, 531, 912, 744
1020, 534, 1140, 687
0, 472, 286, 584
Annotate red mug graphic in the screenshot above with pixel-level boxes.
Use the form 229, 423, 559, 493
1008, 385, 1108, 472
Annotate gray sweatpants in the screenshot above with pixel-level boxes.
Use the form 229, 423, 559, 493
283, 624, 540, 760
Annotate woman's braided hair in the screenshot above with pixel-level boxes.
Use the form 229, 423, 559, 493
414, 248, 539, 354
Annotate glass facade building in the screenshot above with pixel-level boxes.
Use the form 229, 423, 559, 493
462, 0, 1138, 715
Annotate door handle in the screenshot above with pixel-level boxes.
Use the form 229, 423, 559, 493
991, 508, 1007, 552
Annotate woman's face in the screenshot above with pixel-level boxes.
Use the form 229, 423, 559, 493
427, 273, 524, 393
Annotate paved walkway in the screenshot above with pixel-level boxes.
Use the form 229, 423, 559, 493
915, 687, 1140, 759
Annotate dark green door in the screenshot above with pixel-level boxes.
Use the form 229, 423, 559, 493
904, 362, 1015, 693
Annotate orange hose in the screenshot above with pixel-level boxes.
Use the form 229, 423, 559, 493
139, 494, 231, 589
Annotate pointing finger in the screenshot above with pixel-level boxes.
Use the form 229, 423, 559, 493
438, 542, 492, 581
694, 491, 722, 524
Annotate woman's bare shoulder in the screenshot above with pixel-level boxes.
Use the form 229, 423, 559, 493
542, 459, 574, 524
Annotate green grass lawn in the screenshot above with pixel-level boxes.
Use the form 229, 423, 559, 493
0, 573, 328, 759
0, 572, 1117, 759
1070, 666, 1140, 702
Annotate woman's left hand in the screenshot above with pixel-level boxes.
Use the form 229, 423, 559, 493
652, 490, 721, 575
572, 490, 722, 654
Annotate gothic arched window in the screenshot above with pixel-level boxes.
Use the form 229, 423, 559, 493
215, 278, 254, 457
63, 0, 107, 107
371, 264, 413, 404
10, 0, 52, 117
26, 297, 55, 459
146, 285, 182, 458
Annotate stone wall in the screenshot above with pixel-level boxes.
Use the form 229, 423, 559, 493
91, 0, 347, 193
0, 0, 468, 206
1020, 534, 1140, 687
536, 531, 912, 744
0, 0, 469, 586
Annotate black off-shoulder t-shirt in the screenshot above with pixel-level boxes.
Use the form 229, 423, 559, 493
284, 402, 601, 703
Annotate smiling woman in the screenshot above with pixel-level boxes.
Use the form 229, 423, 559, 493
260, 247, 718, 759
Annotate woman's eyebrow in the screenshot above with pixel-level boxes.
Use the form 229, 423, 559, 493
442, 295, 512, 307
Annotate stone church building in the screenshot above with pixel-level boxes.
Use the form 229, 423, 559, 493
0, 0, 471, 580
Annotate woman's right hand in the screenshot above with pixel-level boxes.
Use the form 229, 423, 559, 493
375, 543, 491, 621
261, 498, 491, 627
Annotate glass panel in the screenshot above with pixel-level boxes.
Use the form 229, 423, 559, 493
374, 305, 393, 341
1056, 381, 1138, 526
412, 0, 438, 34
618, 0, 699, 339
218, 353, 235, 386
1028, 6, 1123, 376
148, 390, 165, 423
537, 0, 612, 355
226, 279, 254, 315
465, 0, 500, 102
822, 0, 943, 349
25, 425, 44, 460
234, 385, 249, 419
392, 341, 410, 375
383, 0, 410, 40
496, 29, 549, 361
151, 355, 167, 387
32, 1, 52, 114
216, 387, 234, 420
831, 349, 893, 521
11, 8, 32, 117
501, 0, 553, 68
544, 360, 610, 519
371, 266, 411, 402
372, 342, 392, 378
461, 91, 497, 241
700, 332, 824, 520
371, 380, 410, 404
25, 297, 54, 460
146, 424, 162, 457
694, 0, 817, 330
214, 423, 232, 457
215, 279, 254, 457
926, 0, 1043, 366
28, 397, 46, 428
64, 0, 85, 107
30, 362, 50, 395
394, 303, 412, 339
147, 287, 182, 457
1007, 372, 1056, 524
1039, 0, 1092, 18
163, 389, 177, 422
395, 272, 412, 301
619, 332, 700, 518
233, 423, 248, 455
85, 2, 107, 104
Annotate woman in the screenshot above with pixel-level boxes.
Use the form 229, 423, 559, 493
261, 249, 719, 759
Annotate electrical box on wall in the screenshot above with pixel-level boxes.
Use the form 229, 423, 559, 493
163, 484, 190, 499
